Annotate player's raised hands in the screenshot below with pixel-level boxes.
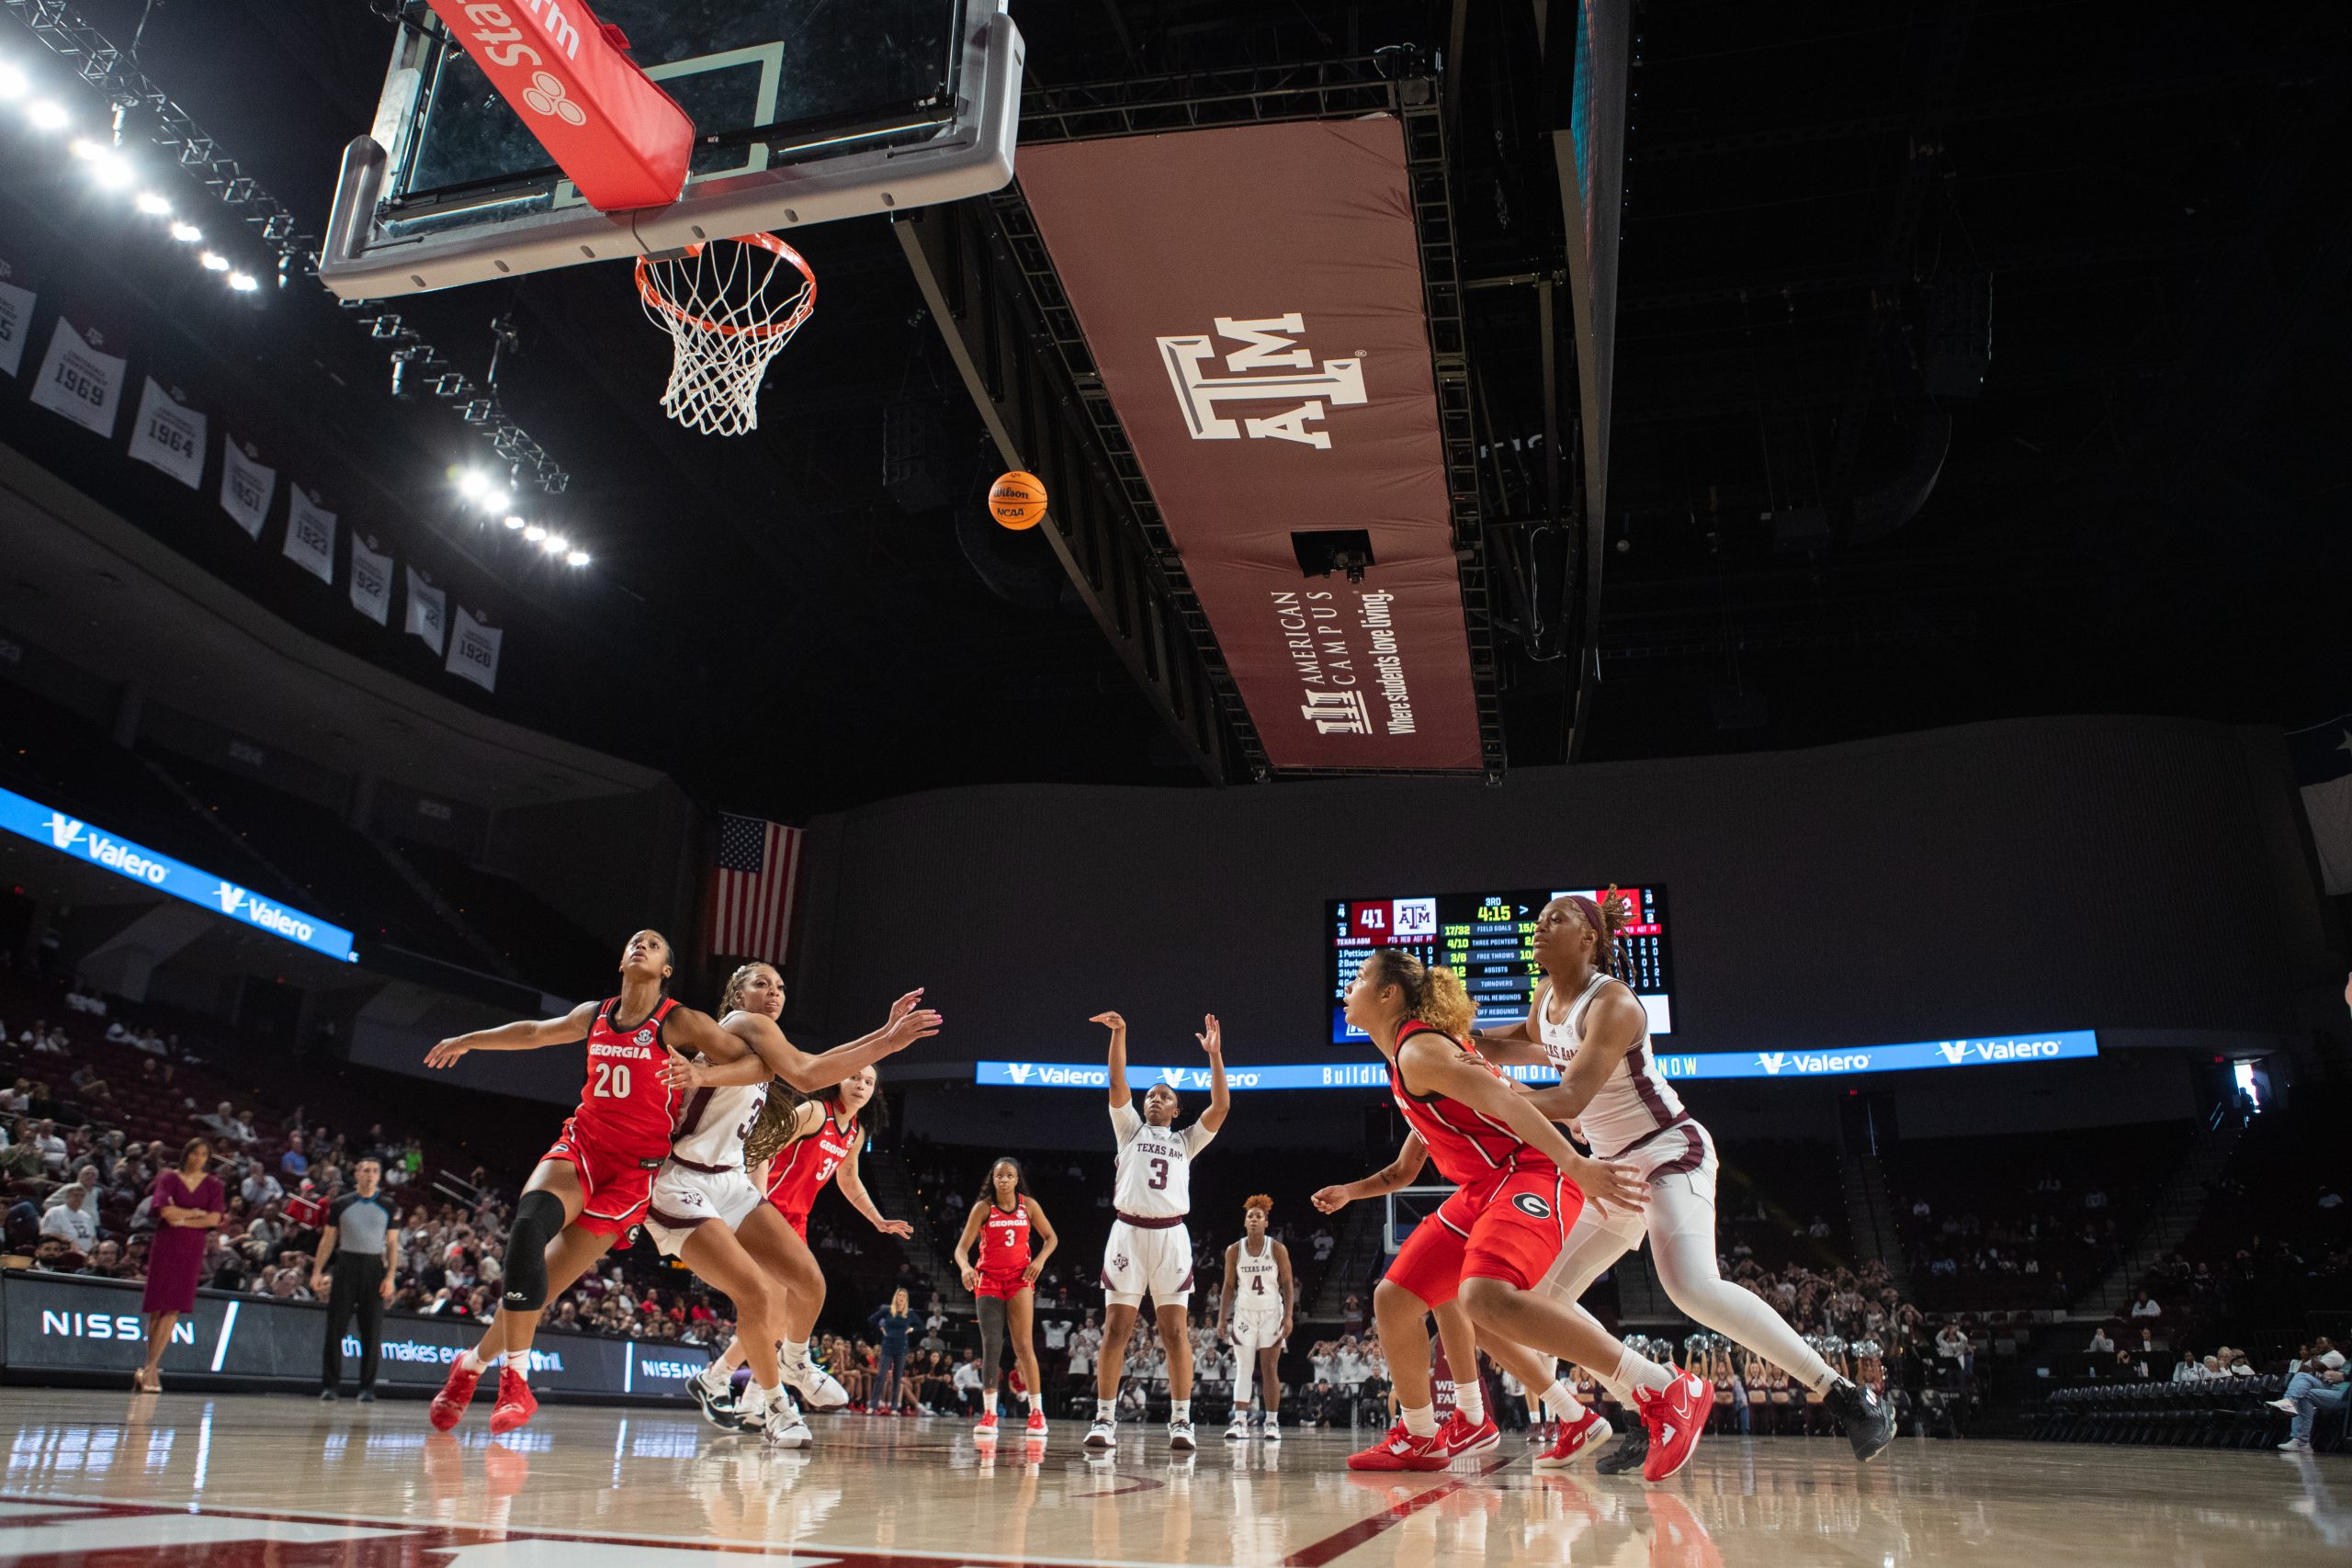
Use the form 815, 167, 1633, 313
1196, 1014, 1223, 1056
1090, 1010, 1127, 1032
881, 999, 944, 1050
423, 1038, 469, 1069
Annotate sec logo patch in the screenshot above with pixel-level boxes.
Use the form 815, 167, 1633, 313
1512, 1192, 1554, 1219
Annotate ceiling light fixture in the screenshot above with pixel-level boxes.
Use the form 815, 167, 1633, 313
502, 513, 526, 531
227, 272, 258, 292
565, 549, 590, 567
198, 250, 230, 272
539, 534, 568, 555
168, 220, 200, 243
27, 99, 68, 130
133, 191, 170, 216
522, 525, 547, 543
0, 64, 28, 101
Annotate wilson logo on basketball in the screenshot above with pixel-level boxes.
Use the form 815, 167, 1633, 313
522, 70, 586, 126
1511, 1192, 1554, 1220
1156, 314, 1368, 450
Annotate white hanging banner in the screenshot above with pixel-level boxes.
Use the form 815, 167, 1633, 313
126, 378, 207, 489
282, 489, 337, 584
219, 436, 276, 539
28, 318, 127, 437
404, 567, 447, 654
0, 261, 33, 378
349, 533, 394, 625
446, 604, 502, 693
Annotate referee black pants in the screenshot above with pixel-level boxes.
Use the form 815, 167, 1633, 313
322, 1256, 386, 1392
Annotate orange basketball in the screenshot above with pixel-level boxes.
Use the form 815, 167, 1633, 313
989, 470, 1048, 530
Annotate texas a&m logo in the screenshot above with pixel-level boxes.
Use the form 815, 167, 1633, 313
1157, 314, 1367, 450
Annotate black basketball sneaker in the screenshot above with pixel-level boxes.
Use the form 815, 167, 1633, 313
1594, 1418, 1648, 1476
1824, 1378, 1896, 1461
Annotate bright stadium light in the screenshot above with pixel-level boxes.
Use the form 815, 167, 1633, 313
198, 250, 230, 272
28, 100, 69, 130
565, 549, 590, 567
539, 534, 568, 555
522, 524, 546, 543
502, 513, 526, 531
228, 272, 258, 292
133, 191, 171, 216
0, 63, 28, 101
168, 220, 201, 243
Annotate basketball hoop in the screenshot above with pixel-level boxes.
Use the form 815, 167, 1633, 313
635, 232, 817, 436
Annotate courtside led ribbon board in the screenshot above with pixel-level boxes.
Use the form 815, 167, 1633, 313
0, 783, 358, 963
976, 1032, 2098, 1092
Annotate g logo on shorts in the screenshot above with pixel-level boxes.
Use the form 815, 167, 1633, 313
1512, 1192, 1554, 1219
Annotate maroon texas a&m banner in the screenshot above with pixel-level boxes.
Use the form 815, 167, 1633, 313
1020, 119, 1483, 771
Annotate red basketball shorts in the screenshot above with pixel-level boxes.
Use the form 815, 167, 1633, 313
1383, 1166, 1578, 1306
975, 1268, 1032, 1300
770, 1201, 812, 1242
540, 1115, 663, 1237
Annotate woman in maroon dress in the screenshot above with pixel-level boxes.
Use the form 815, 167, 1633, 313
136, 1137, 223, 1393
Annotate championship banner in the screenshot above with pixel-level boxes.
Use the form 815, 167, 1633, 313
349, 533, 394, 625
404, 567, 447, 653
446, 603, 501, 692
220, 435, 276, 538
283, 489, 338, 584
28, 317, 127, 437
127, 378, 207, 489
1021, 121, 1484, 771
0, 255, 33, 378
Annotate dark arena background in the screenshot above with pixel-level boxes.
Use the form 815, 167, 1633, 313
0, 3, 2346, 1565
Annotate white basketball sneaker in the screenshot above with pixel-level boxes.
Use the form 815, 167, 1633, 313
1225, 1412, 1250, 1441
1169, 1418, 1197, 1451
778, 1348, 849, 1410
1083, 1417, 1118, 1450
1263, 1414, 1282, 1444
763, 1391, 813, 1450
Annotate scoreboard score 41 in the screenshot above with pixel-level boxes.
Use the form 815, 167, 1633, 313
1329, 886, 1675, 1045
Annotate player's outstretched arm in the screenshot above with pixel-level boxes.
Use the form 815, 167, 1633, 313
1094, 1011, 1130, 1108
1197, 1013, 1231, 1132
1521, 986, 1646, 1122
1401, 1035, 1647, 1218
424, 1001, 597, 1067
837, 1142, 911, 1238
1310, 1133, 1430, 1213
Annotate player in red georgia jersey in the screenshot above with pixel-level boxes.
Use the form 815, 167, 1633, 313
1331, 946, 1710, 1482
419, 931, 938, 1436
952, 1157, 1060, 1438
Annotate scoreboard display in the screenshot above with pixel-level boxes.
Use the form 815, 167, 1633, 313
1328, 886, 1674, 1045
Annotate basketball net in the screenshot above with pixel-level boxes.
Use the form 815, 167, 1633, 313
635, 232, 817, 436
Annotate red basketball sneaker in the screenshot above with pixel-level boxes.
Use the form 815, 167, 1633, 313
974, 1407, 1001, 1438
428, 1358, 481, 1431
1438, 1409, 1501, 1458
1635, 1371, 1710, 1482
488, 1368, 539, 1436
1532, 1405, 1612, 1469
1348, 1420, 1450, 1472
1026, 1405, 1047, 1438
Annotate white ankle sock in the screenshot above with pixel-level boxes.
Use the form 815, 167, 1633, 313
1456, 1383, 1486, 1424
1402, 1404, 1439, 1438
502, 1352, 529, 1382
778, 1337, 808, 1366
1096, 1397, 1115, 1422
459, 1348, 489, 1374
1171, 1398, 1192, 1423
1539, 1380, 1587, 1423
1614, 1347, 1673, 1396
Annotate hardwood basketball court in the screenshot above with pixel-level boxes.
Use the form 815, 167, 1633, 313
1, 1392, 2343, 1567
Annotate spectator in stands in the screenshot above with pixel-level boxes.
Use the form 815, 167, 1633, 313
44, 1163, 101, 1216
1312, 1224, 1335, 1263
82, 1238, 127, 1279
240, 1161, 282, 1209
40, 1183, 96, 1252
2087, 1325, 2115, 1354
2130, 1289, 2160, 1318
30, 1025, 68, 1057
2, 1121, 44, 1181
2, 1080, 29, 1116
1935, 1321, 1973, 1381
104, 1019, 133, 1044
952, 1349, 983, 1415
32, 1120, 66, 1174
67, 1062, 110, 1103
279, 1132, 309, 1181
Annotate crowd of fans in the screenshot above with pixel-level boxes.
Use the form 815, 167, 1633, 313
1, 968, 741, 1348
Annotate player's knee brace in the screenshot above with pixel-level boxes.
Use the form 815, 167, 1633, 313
501, 1189, 567, 1311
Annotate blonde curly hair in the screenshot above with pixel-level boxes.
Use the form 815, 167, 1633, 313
1363, 948, 1476, 1039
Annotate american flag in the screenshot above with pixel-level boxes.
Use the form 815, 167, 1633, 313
706, 814, 804, 964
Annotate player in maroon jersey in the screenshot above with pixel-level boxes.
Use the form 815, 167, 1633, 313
684, 1053, 913, 1414
1332, 946, 1710, 1481
952, 1156, 1059, 1439
419, 933, 938, 1436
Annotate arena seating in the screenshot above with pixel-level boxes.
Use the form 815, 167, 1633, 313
2027, 1374, 2336, 1450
